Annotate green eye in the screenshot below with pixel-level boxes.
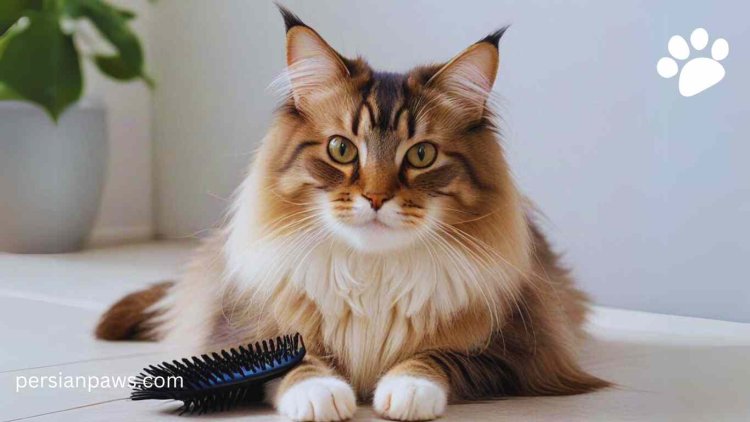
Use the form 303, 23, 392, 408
327, 136, 358, 164
406, 142, 437, 168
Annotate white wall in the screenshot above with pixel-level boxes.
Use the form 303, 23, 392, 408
151, 1, 284, 238
86, 0, 153, 245
150, 0, 750, 321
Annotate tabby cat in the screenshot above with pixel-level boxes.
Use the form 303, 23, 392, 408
96, 7, 608, 421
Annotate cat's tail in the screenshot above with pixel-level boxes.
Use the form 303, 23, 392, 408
95, 281, 173, 341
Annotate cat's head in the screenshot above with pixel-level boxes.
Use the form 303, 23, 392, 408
262, 7, 515, 254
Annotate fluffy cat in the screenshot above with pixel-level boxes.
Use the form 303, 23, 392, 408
96, 7, 608, 421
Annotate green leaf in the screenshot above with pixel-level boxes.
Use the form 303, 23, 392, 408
112, 6, 136, 20
94, 56, 140, 81
0, 30, 13, 58
0, 11, 82, 120
0, 0, 42, 36
93, 55, 135, 80
0, 81, 23, 100
65, 0, 147, 82
94, 55, 153, 87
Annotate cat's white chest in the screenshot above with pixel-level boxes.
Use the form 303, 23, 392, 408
232, 235, 485, 392
289, 244, 472, 392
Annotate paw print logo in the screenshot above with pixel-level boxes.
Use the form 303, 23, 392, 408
657, 28, 729, 97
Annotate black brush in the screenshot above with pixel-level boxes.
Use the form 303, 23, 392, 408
131, 333, 305, 415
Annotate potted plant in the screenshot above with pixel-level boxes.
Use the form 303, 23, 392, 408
0, 0, 150, 253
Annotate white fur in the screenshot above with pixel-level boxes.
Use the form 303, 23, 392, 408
148, 240, 226, 354
153, 284, 216, 353
276, 376, 357, 422
320, 194, 425, 253
373, 375, 448, 421
358, 142, 368, 167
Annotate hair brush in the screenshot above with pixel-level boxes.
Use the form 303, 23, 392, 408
131, 333, 305, 415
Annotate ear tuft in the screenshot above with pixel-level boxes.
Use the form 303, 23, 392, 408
478, 25, 510, 48
276, 3, 308, 33
280, 6, 349, 108
427, 38, 502, 120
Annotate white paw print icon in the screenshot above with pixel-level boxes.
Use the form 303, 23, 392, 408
657, 28, 729, 97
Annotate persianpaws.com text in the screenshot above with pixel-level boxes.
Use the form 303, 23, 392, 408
15, 372, 182, 392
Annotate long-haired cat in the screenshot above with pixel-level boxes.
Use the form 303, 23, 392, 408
96, 7, 608, 421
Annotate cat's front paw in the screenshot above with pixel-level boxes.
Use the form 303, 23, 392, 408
276, 376, 357, 421
373, 375, 447, 421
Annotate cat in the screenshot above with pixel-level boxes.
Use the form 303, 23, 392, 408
95, 6, 608, 421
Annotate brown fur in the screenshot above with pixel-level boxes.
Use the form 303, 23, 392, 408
406, 226, 611, 400
94, 281, 172, 341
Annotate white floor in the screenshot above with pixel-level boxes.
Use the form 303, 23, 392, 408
1, 242, 749, 421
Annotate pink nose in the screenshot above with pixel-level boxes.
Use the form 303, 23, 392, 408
362, 193, 392, 211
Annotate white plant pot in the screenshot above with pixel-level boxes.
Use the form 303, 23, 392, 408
0, 100, 107, 253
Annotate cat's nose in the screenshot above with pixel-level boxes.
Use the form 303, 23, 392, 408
362, 193, 393, 211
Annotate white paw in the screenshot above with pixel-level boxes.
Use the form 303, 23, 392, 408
276, 376, 357, 421
656, 28, 729, 97
373, 375, 447, 421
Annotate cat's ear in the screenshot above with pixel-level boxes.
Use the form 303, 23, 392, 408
279, 6, 349, 107
427, 27, 508, 120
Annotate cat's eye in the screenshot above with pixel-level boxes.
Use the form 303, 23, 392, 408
327, 136, 358, 164
405, 142, 437, 168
